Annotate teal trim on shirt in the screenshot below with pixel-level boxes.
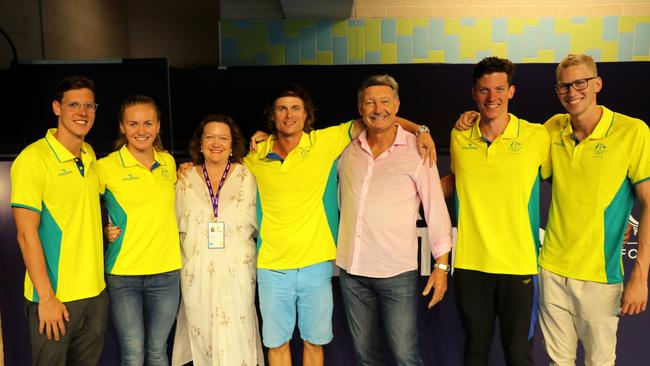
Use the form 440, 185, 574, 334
10, 203, 41, 214
103, 189, 128, 273
256, 189, 263, 252
322, 159, 340, 245
527, 170, 542, 256
603, 178, 635, 283
35, 203, 62, 302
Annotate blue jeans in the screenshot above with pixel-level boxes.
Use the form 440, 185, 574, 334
107, 270, 180, 366
339, 269, 423, 366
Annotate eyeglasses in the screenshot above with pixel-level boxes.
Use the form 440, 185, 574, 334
65, 102, 99, 112
555, 77, 598, 95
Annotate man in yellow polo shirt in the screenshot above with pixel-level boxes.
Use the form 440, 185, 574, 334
538, 54, 650, 365
10, 75, 108, 365
245, 83, 434, 366
447, 57, 549, 366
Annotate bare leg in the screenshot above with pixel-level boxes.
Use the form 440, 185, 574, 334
303, 340, 324, 366
268, 342, 292, 366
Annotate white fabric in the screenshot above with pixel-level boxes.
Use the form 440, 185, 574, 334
172, 164, 264, 366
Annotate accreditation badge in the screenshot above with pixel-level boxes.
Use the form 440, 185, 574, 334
208, 221, 225, 249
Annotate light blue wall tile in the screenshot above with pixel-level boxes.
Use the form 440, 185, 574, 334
317, 20, 332, 51
221, 38, 237, 65
300, 28, 316, 60
253, 53, 269, 65
333, 36, 348, 65
523, 26, 539, 58
269, 21, 284, 45
413, 26, 428, 59
382, 19, 396, 43
555, 33, 570, 62
507, 34, 522, 62
476, 50, 491, 60
350, 19, 365, 27
460, 18, 476, 26
540, 18, 554, 49
285, 37, 300, 64
619, 32, 633, 61
492, 18, 507, 43
585, 49, 601, 61
602, 17, 618, 42
571, 17, 587, 24
445, 34, 460, 63
397, 35, 413, 64
429, 18, 444, 50
366, 51, 381, 64
236, 20, 252, 28
634, 24, 650, 56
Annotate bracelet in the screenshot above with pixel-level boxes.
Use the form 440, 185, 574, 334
415, 125, 430, 137
433, 263, 451, 274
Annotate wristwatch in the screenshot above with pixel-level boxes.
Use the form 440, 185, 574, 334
433, 263, 451, 274
415, 124, 430, 137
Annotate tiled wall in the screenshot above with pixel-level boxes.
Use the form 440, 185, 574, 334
220, 16, 650, 65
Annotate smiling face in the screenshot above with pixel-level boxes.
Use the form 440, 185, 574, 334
556, 64, 601, 119
472, 72, 515, 124
358, 85, 400, 133
201, 121, 232, 166
52, 88, 96, 141
120, 103, 160, 155
272, 96, 307, 138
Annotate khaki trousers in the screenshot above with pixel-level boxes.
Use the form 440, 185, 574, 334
538, 267, 622, 366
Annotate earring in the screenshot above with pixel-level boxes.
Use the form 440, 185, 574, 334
200, 149, 203, 153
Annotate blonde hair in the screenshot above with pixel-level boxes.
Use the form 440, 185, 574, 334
556, 54, 598, 80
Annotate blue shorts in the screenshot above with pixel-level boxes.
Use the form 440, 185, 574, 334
257, 261, 334, 348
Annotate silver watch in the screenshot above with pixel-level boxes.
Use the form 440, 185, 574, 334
415, 124, 430, 137
433, 263, 451, 274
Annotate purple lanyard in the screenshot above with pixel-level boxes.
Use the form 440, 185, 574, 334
202, 161, 231, 217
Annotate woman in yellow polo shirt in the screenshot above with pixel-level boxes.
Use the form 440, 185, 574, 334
96, 95, 181, 366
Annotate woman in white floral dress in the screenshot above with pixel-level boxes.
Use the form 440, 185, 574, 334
171, 114, 264, 366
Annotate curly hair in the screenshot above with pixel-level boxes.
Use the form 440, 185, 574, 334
264, 83, 317, 134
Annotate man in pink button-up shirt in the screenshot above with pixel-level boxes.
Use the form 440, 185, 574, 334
336, 74, 453, 366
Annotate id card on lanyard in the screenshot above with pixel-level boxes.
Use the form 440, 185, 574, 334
203, 161, 231, 249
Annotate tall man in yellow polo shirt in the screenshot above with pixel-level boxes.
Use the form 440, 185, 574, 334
447, 57, 549, 366
538, 54, 650, 365
245, 83, 434, 366
10, 75, 108, 365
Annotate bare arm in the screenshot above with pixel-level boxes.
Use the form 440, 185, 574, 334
621, 181, 650, 315
423, 252, 449, 309
13, 207, 70, 340
440, 173, 455, 199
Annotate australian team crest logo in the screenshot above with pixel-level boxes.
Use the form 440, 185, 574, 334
508, 140, 523, 153
593, 142, 607, 157
462, 143, 477, 150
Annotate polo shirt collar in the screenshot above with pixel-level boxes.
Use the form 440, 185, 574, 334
470, 113, 519, 141
118, 144, 166, 168
560, 106, 613, 140
265, 132, 312, 159
44, 128, 88, 162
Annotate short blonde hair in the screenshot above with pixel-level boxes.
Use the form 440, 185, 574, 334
556, 54, 598, 80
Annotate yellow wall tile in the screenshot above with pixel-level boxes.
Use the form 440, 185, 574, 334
490, 43, 508, 58
618, 16, 634, 32
445, 18, 461, 34
636, 16, 650, 23
397, 19, 413, 36
301, 58, 316, 65
365, 19, 381, 52
270, 44, 284, 65
507, 18, 525, 34
317, 51, 333, 65
381, 43, 397, 63
332, 20, 348, 37
459, 27, 476, 59
428, 50, 445, 62
554, 18, 572, 33
476, 18, 492, 49
413, 58, 429, 63
633, 56, 650, 61
601, 41, 618, 62
538, 49, 555, 62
